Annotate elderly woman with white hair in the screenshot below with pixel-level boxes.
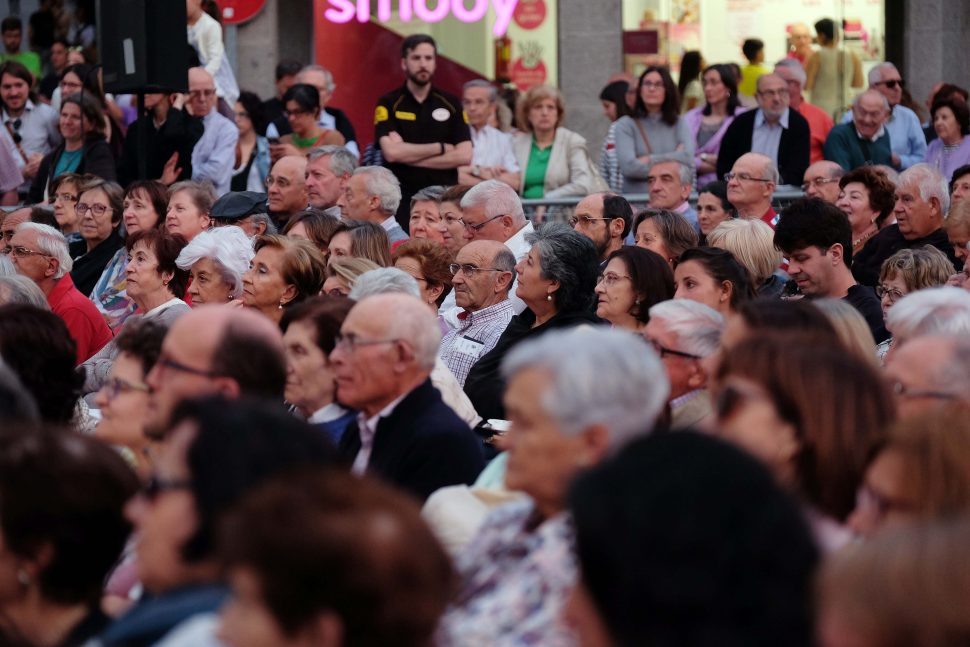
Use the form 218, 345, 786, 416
175, 225, 254, 306
436, 326, 668, 646
884, 286, 970, 357
644, 299, 725, 430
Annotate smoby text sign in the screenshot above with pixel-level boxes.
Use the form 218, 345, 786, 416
322, 0, 520, 36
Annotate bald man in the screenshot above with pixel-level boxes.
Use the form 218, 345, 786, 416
824, 90, 893, 171
266, 155, 307, 227
725, 153, 780, 226
143, 305, 286, 438
802, 160, 844, 203
188, 66, 238, 194
333, 293, 484, 501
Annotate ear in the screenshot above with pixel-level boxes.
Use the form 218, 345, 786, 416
494, 270, 515, 293
828, 243, 844, 266
44, 257, 59, 280
764, 181, 776, 198
577, 424, 612, 467
200, 214, 212, 230
368, 194, 382, 213
686, 359, 707, 389
427, 282, 445, 304
718, 280, 733, 304
159, 267, 175, 287
608, 217, 625, 240
255, 221, 267, 236
928, 196, 942, 218
213, 377, 241, 400
392, 339, 416, 372
280, 283, 298, 306
546, 277, 561, 299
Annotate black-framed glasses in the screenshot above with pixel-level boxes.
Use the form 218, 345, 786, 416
644, 337, 701, 360
724, 172, 772, 184
9, 245, 52, 259
102, 376, 150, 401
891, 381, 956, 401
75, 202, 111, 217
801, 177, 840, 192
463, 214, 505, 232
874, 79, 904, 90
449, 263, 504, 276
333, 333, 400, 353
155, 355, 218, 379
142, 475, 192, 502
568, 215, 611, 228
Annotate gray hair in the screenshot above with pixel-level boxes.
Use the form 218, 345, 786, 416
853, 90, 890, 112
410, 185, 446, 210
868, 62, 899, 87
300, 64, 335, 93
493, 247, 516, 273
175, 226, 255, 299
774, 58, 807, 86
647, 299, 725, 357
463, 79, 498, 102
348, 267, 421, 300
762, 157, 781, 185
501, 327, 669, 446
354, 292, 440, 370
16, 222, 71, 278
0, 275, 49, 308
899, 163, 950, 216
0, 254, 15, 277
353, 166, 401, 215
526, 223, 599, 312
650, 159, 693, 188
169, 180, 218, 214
307, 145, 357, 177
460, 179, 525, 226
886, 286, 970, 341
251, 213, 277, 236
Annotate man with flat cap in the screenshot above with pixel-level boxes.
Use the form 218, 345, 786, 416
209, 191, 276, 237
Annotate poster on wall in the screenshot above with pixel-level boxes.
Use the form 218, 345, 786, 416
506, 0, 557, 90
724, 0, 764, 53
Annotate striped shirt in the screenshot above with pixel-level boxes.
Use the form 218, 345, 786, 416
439, 299, 515, 387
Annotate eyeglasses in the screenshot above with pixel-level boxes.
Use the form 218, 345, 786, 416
874, 79, 904, 90
101, 376, 150, 401
442, 214, 464, 226
891, 381, 957, 401
596, 272, 631, 287
644, 337, 701, 360
155, 355, 218, 379
265, 175, 293, 188
641, 80, 664, 90
724, 172, 772, 184
333, 333, 400, 353
463, 214, 505, 232
51, 192, 79, 204
189, 89, 216, 99
756, 89, 787, 98
875, 284, 905, 304
325, 287, 349, 298
75, 202, 111, 217
449, 263, 504, 276
8, 245, 52, 258
142, 475, 192, 502
800, 177, 840, 192
568, 215, 611, 228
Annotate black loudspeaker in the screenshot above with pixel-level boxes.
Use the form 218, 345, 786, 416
96, 0, 189, 93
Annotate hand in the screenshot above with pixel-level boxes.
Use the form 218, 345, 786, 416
387, 131, 404, 143
160, 152, 181, 185
637, 155, 652, 166
23, 153, 43, 178
269, 142, 300, 162
891, 153, 901, 168
170, 93, 186, 111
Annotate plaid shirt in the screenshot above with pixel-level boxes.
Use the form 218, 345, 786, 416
439, 300, 515, 387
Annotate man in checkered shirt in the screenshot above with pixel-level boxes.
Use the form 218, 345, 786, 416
439, 240, 516, 387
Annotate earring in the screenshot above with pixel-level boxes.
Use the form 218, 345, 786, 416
546, 294, 553, 302
278, 300, 285, 310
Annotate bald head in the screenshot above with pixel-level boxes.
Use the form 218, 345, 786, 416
361, 293, 441, 370
852, 90, 891, 140
267, 155, 308, 215
145, 306, 286, 437
188, 66, 216, 116
802, 161, 844, 203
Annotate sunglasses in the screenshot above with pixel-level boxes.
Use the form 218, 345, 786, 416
875, 79, 904, 90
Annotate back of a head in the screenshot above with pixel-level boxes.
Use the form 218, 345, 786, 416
205, 309, 287, 402
0, 361, 39, 426
813, 298, 878, 366
736, 298, 837, 341
348, 267, 421, 300
168, 396, 339, 562
220, 470, 452, 647
886, 286, 970, 342
569, 431, 817, 647
0, 274, 49, 308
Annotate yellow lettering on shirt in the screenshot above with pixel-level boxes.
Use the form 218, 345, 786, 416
374, 106, 389, 124
395, 111, 417, 121
462, 110, 469, 124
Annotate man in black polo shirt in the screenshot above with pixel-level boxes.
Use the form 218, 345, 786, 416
375, 34, 472, 230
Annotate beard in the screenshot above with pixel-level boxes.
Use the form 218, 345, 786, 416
408, 70, 431, 87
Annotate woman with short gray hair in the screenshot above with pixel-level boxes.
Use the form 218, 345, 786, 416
464, 223, 601, 420
175, 225, 254, 305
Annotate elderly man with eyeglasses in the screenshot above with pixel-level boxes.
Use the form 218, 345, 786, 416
7, 222, 111, 363
825, 90, 894, 171
265, 155, 307, 228
439, 240, 516, 386
569, 192, 632, 263
188, 66, 238, 195
725, 152, 781, 227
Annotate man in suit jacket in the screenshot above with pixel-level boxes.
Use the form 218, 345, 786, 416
334, 293, 484, 501
717, 73, 811, 186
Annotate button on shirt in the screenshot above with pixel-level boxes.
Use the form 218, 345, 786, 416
751, 108, 789, 169
351, 392, 409, 475
471, 125, 519, 171
439, 300, 515, 387
2, 100, 60, 161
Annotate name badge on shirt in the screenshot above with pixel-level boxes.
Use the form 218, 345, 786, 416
453, 335, 485, 357
395, 111, 417, 121
432, 108, 450, 122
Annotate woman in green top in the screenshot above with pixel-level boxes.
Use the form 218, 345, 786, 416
28, 93, 116, 203
513, 85, 597, 209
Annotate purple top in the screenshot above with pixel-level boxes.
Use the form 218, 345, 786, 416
925, 136, 970, 182
685, 105, 748, 186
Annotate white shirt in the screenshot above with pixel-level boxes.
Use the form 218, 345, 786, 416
351, 392, 409, 474
752, 108, 790, 169
471, 125, 520, 171
308, 402, 350, 424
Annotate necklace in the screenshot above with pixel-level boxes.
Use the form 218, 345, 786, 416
291, 131, 321, 148
853, 227, 878, 249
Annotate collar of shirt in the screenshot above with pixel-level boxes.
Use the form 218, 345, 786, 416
671, 388, 706, 410
855, 124, 886, 142
754, 108, 790, 130
674, 201, 690, 214
460, 298, 514, 325
379, 215, 398, 232
2, 99, 35, 122
309, 402, 350, 424
358, 391, 409, 445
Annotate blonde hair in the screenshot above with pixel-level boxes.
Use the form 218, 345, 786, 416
813, 298, 878, 367
252, 234, 327, 304
516, 85, 565, 132
706, 218, 782, 285
878, 246, 955, 292
945, 198, 970, 236
326, 257, 380, 287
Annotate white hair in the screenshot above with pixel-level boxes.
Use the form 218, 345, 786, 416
0, 254, 15, 277
299, 64, 335, 93
354, 291, 440, 370
868, 62, 899, 87
647, 300, 725, 357
853, 90, 890, 112
307, 145, 357, 177
16, 222, 71, 278
175, 226, 254, 299
460, 179, 525, 226
886, 286, 970, 341
774, 58, 807, 86
501, 327, 669, 446
463, 79, 498, 102
762, 158, 781, 185
353, 166, 401, 215
0, 275, 49, 308
899, 163, 950, 216
348, 267, 421, 300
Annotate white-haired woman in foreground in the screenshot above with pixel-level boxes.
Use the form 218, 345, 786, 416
175, 225, 254, 306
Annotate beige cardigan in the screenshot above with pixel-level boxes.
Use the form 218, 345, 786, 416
513, 127, 598, 198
